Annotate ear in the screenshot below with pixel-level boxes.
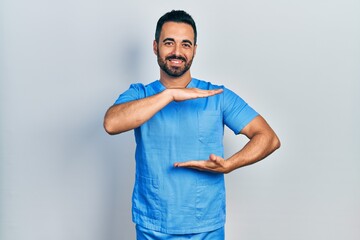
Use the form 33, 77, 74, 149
153, 40, 158, 55
193, 44, 197, 57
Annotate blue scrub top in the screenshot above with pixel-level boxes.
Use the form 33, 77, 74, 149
114, 78, 258, 234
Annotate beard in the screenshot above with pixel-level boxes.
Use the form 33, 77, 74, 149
157, 50, 194, 77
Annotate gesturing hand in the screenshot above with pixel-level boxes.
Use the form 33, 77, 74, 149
168, 88, 223, 102
174, 154, 233, 174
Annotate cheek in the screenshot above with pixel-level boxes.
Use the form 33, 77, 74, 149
186, 51, 195, 60
158, 49, 171, 59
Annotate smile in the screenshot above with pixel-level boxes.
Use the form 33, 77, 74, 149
169, 59, 184, 64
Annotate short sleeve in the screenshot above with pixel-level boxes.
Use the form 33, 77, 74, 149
223, 88, 259, 134
114, 83, 145, 105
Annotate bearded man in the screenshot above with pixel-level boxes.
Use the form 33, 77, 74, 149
104, 10, 280, 240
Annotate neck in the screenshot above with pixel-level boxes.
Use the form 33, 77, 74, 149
159, 70, 192, 89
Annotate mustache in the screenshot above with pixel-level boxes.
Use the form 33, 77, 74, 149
166, 55, 186, 62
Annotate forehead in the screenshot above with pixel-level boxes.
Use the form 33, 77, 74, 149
160, 22, 195, 42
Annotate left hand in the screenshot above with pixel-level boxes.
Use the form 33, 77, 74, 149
174, 154, 233, 174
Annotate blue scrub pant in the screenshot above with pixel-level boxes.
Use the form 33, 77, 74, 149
136, 225, 225, 240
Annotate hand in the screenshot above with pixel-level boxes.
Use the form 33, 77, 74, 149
174, 154, 233, 174
168, 88, 223, 102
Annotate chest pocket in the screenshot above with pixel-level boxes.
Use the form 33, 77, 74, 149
197, 111, 223, 144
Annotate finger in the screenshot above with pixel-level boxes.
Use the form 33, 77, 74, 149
209, 154, 222, 164
175, 160, 217, 172
209, 154, 217, 161
212, 88, 224, 94
192, 88, 223, 97
174, 160, 203, 168
174, 160, 227, 173
175, 162, 212, 172
202, 88, 223, 96
175, 160, 218, 171
209, 88, 224, 95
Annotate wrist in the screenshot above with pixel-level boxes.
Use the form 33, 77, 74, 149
224, 158, 236, 173
163, 89, 175, 102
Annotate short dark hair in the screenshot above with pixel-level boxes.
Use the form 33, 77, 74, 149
155, 10, 197, 44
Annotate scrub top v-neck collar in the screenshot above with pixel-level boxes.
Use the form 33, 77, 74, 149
154, 78, 196, 92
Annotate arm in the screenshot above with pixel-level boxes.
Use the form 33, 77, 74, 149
174, 115, 280, 173
103, 88, 223, 135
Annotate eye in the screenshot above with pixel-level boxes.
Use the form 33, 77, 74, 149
164, 41, 174, 46
182, 43, 191, 48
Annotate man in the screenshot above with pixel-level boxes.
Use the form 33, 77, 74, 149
104, 10, 280, 240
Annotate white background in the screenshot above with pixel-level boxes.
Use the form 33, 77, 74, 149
1, 0, 359, 239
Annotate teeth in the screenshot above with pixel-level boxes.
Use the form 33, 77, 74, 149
170, 59, 182, 64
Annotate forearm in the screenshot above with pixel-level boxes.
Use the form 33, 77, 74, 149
104, 89, 174, 134
226, 131, 280, 172
174, 116, 280, 174
104, 87, 224, 135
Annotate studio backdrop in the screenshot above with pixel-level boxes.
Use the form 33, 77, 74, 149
1, 0, 359, 240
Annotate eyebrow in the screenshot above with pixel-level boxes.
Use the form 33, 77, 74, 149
182, 39, 193, 46
163, 38, 175, 43
163, 38, 193, 46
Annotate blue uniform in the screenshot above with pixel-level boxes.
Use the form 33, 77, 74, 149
115, 78, 258, 235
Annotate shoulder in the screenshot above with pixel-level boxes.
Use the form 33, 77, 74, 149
192, 78, 246, 106
114, 80, 158, 104
128, 80, 161, 97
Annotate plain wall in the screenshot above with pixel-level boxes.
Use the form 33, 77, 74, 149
1, 0, 359, 239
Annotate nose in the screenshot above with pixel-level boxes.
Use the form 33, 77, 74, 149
173, 43, 181, 56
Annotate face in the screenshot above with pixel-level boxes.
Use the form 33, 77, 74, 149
154, 22, 197, 78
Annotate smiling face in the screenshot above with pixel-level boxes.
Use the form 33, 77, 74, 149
154, 22, 197, 78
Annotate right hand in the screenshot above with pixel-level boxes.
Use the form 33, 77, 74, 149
167, 88, 223, 102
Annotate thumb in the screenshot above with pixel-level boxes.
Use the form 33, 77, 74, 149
209, 154, 218, 162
